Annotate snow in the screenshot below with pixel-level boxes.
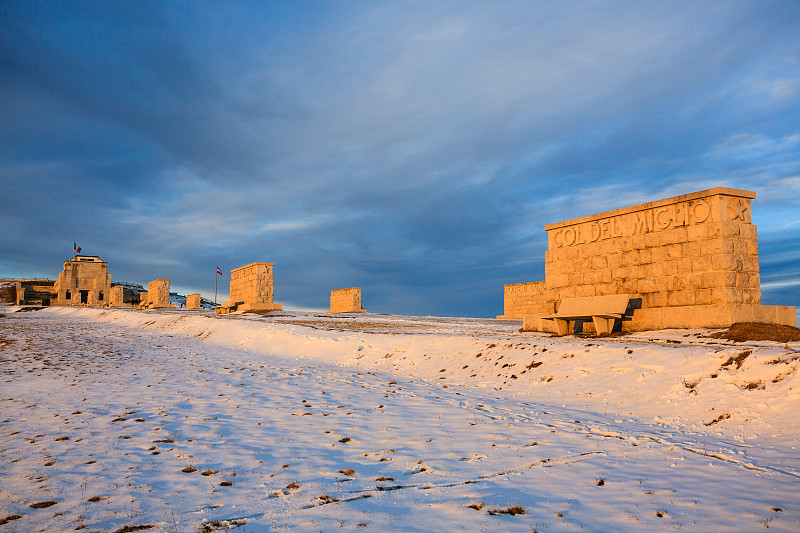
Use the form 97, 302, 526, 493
1, 306, 798, 532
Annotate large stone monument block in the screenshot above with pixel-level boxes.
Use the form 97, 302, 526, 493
186, 293, 202, 309
141, 279, 175, 309
500, 187, 795, 332
216, 262, 282, 314
109, 286, 125, 307
329, 287, 366, 313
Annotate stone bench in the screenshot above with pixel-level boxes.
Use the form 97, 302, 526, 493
543, 294, 631, 336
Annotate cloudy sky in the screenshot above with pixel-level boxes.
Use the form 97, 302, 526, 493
2, 1, 799, 316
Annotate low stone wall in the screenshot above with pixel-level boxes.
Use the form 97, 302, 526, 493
329, 287, 365, 313
497, 281, 554, 319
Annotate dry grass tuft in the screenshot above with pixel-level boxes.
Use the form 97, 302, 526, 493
488, 505, 525, 516
0, 515, 22, 525
721, 350, 752, 370
181, 466, 197, 473
113, 526, 155, 533
709, 322, 800, 342
704, 413, 730, 426
29, 501, 57, 509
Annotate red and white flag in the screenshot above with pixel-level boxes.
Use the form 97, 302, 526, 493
216, 266, 223, 276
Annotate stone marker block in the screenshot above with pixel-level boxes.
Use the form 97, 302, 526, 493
109, 286, 125, 307
146, 279, 175, 309
216, 262, 282, 314
504, 187, 795, 331
329, 287, 366, 313
186, 293, 202, 309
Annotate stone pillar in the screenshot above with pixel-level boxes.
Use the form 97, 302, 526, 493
109, 286, 125, 307
186, 293, 202, 309
217, 262, 282, 314
147, 279, 174, 308
15, 283, 25, 305
329, 287, 366, 313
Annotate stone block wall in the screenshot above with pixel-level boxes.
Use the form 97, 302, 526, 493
109, 286, 125, 306
329, 287, 365, 313
147, 279, 171, 307
217, 262, 282, 314
230, 263, 274, 304
499, 281, 556, 319
138, 291, 148, 306
504, 187, 795, 331
542, 189, 759, 309
186, 293, 202, 309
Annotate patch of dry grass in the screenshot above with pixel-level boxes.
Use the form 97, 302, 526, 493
709, 323, 800, 342
488, 504, 525, 516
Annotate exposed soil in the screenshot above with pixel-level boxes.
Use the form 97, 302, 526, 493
707, 322, 800, 343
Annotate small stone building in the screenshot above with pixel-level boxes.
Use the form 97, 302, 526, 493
0, 279, 57, 306
216, 262, 283, 314
500, 187, 796, 332
329, 287, 366, 313
54, 256, 111, 306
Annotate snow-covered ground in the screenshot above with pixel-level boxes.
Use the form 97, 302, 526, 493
1, 306, 798, 532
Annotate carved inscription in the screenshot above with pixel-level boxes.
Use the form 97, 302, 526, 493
551, 199, 711, 248
505, 283, 543, 294
231, 264, 265, 281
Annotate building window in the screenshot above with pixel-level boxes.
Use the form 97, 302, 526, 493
65, 290, 71, 300
99, 291, 104, 301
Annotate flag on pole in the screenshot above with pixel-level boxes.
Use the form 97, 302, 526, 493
216, 266, 223, 276
74, 242, 81, 254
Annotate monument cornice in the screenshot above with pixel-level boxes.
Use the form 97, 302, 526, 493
544, 187, 756, 231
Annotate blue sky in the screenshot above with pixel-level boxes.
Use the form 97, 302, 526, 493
1, 1, 799, 316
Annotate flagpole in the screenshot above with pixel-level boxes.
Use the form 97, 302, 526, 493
215, 272, 218, 305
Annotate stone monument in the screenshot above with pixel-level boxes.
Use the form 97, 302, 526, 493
186, 293, 202, 309
329, 287, 366, 313
500, 187, 796, 332
145, 279, 175, 309
54, 255, 112, 306
216, 262, 282, 314
109, 286, 125, 307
